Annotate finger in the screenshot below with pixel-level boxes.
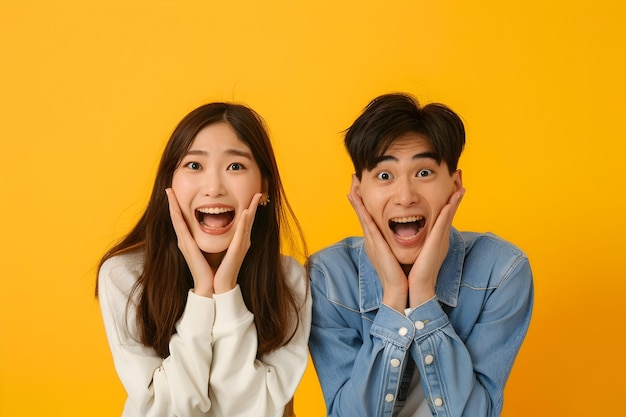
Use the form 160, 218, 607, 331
165, 188, 191, 242
166, 188, 199, 257
408, 188, 466, 288
166, 188, 215, 292
348, 176, 391, 246
244, 192, 262, 233
433, 187, 466, 233
448, 187, 465, 212
233, 192, 262, 244
347, 177, 408, 309
213, 193, 262, 293
347, 175, 376, 235
347, 177, 400, 271
346, 174, 361, 213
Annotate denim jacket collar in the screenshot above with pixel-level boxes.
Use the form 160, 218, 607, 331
357, 227, 465, 312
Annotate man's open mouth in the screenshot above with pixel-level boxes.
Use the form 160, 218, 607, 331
389, 215, 426, 240
195, 207, 235, 229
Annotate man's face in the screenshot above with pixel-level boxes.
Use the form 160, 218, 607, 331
357, 133, 462, 266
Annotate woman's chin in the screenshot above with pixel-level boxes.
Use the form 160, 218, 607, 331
193, 234, 231, 257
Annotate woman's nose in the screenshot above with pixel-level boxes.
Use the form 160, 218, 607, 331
202, 171, 225, 197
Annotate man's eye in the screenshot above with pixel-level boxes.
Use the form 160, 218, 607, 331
228, 163, 244, 171
417, 169, 433, 178
185, 162, 201, 170
377, 171, 392, 180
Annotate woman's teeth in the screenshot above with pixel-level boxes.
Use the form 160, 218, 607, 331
195, 207, 235, 228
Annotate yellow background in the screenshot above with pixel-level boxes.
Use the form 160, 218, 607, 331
1, 1, 625, 416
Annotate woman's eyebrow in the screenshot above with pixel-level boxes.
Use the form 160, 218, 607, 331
223, 149, 253, 159
183, 149, 252, 158
185, 149, 207, 156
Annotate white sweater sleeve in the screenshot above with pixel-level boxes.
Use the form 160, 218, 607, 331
98, 252, 215, 417
208, 256, 312, 417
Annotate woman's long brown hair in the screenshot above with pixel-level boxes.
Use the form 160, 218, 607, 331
97, 103, 306, 358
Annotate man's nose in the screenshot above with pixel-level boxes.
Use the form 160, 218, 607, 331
393, 177, 418, 206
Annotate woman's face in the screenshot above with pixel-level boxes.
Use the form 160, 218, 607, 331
171, 122, 263, 261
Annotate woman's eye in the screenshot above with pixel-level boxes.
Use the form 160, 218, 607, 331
228, 163, 244, 171
417, 169, 433, 178
185, 162, 201, 170
376, 171, 392, 180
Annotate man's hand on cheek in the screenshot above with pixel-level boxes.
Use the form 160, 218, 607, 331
348, 175, 409, 312
407, 187, 465, 307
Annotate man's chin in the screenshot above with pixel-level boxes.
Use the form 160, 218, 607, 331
391, 247, 421, 269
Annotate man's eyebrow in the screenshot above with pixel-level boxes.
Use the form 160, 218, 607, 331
412, 151, 438, 161
372, 151, 438, 165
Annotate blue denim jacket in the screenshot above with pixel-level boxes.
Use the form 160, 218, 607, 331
308, 228, 533, 417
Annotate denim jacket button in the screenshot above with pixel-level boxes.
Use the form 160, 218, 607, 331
424, 354, 434, 365
385, 393, 395, 403
390, 358, 401, 367
433, 397, 443, 407
414, 320, 425, 330
398, 327, 408, 336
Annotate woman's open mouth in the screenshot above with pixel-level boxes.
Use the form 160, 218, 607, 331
195, 207, 235, 230
389, 215, 426, 240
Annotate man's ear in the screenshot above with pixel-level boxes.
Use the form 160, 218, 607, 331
452, 169, 463, 191
351, 174, 362, 197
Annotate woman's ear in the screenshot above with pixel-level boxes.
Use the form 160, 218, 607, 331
260, 179, 271, 206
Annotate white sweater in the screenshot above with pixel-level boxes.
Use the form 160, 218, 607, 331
98, 250, 311, 417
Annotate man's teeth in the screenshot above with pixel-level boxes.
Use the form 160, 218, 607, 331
197, 207, 234, 215
391, 215, 423, 224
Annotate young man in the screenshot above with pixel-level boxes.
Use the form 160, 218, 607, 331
308, 93, 533, 417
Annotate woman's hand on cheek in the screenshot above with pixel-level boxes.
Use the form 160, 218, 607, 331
348, 175, 408, 312
166, 188, 215, 297
212, 192, 262, 294
407, 187, 465, 307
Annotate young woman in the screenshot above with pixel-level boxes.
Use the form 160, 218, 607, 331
97, 102, 310, 417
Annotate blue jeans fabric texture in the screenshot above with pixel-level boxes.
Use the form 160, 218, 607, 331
308, 228, 534, 417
